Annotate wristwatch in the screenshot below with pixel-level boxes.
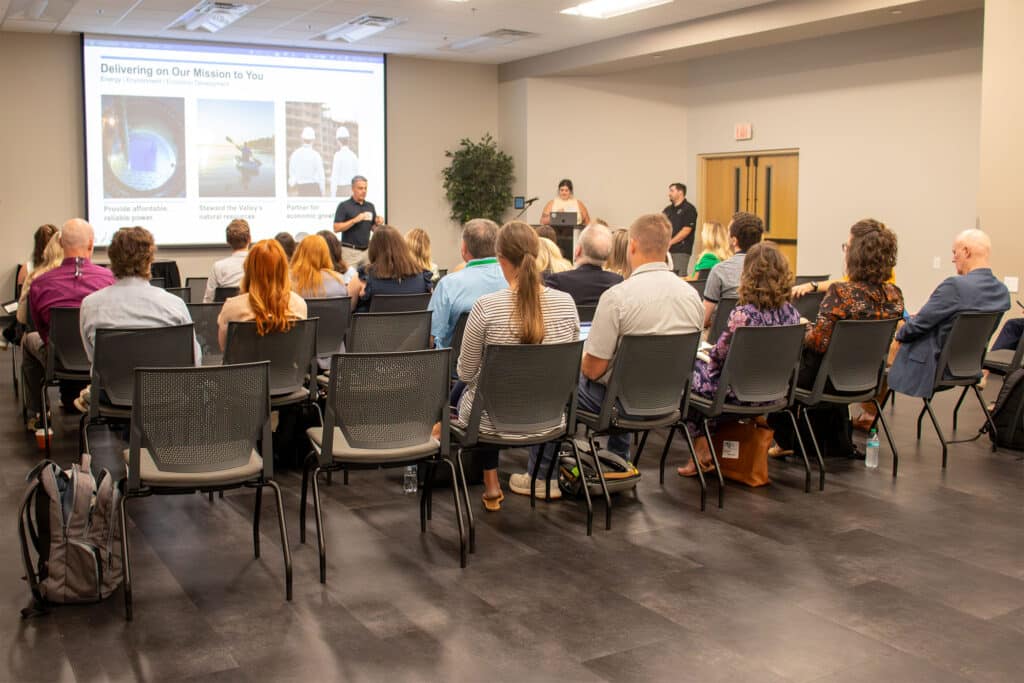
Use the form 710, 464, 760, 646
810, 281, 819, 292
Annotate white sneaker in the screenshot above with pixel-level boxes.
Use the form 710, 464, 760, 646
508, 472, 561, 499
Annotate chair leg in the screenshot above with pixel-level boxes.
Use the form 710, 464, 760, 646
799, 407, 827, 491
252, 484, 263, 558
588, 435, 613, 531
873, 399, 899, 478
119, 489, 133, 621
265, 480, 292, 601
299, 453, 313, 544
528, 445, 540, 510
441, 458, 467, 568
455, 448, 476, 554
952, 385, 970, 431
700, 419, 725, 509
79, 414, 89, 458
570, 439, 594, 536
787, 409, 813, 493
658, 426, 677, 485
971, 384, 998, 452
870, 389, 893, 432
544, 443, 561, 500
681, 426, 707, 512
41, 385, 51, 457
326, 471, 333, 486
916, 404, 927, 441
633, 431, 649, 467
922, 398, 948, 468
420, 461, 433, 532
343, 467, 349, 485
311, 466, 326, 583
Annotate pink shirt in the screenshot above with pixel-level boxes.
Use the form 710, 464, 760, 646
28, 257, 115, 343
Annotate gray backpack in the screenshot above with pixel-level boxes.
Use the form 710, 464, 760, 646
19, 453, 123, 614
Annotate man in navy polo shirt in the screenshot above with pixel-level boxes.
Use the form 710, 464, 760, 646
332, 175, 382, 268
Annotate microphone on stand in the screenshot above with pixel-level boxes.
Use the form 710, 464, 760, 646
515, 197, 540, 219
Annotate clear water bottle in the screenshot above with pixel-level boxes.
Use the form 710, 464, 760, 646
403, 465, 418, 494
865, 429, 880, 469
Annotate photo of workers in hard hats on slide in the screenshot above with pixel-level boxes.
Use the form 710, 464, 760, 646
102, 95, 186, 199
284, 101, 359, 198
197, 99, 275, 198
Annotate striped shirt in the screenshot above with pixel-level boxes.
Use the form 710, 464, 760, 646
456, 287, 579, 437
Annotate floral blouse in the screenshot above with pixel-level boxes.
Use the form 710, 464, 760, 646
804, 281, 904, 354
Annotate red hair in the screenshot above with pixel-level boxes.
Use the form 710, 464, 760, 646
241, 240, 295, 336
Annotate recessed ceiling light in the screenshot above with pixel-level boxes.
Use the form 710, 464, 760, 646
445, 29, 537, 52
321, 15, 405, 42
561, 0, 673, 20
171, 1, 252, 33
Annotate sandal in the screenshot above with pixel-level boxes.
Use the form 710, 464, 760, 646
851, 413, 876, 433
768, 444, 793, 458
677, 461, 715, 478
481, 491, 504, 512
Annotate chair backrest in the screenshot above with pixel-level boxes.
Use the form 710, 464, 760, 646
794, 274, 830, 286
224, 318, 318, 397
576, 304, 597, 323
127, 362, 271, 491
687, 277, 709, 298
185, 277, 208, 304
92, 324, 196, 407
807, 318, 900, 399
708, 297, 739, 344
935, 311, 1003, 386
347, 311, 432, 353
305, 297, 352, 359
165, 287, 190, 304
149, 278, 166, 289
214, 286, 239, 302
711, 324, 805, 412
792, 291, 826, 322
597, 333, 700, 430
368, 292, 432, 313
47, 307, 90, 375
186, 303, 223, 363
462, 341, 584, 444
449, 311, 470, 376
320, 349, 451, 459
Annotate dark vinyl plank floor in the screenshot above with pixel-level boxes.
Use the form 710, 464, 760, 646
1, 357, 1022, 682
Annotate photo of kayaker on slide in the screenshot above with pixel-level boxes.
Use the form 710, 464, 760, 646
197, 99, 275, 198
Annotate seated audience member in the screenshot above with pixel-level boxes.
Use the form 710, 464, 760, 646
772, 220, 904, 458
348, 225, 433, 312
291, 235, 348, 298
526, 213, 704, 492
537, 236, 572, 274
535, 224, 558, 244
18, 223, 59, 290
79, 226, 198, 363
990, 315, 1023, 355
605, 228, 631, 278
688, 221, 731, 280
544, 224, 623, 306
203, 218, 251, 302
679, 241, 800, 476
703, 212, 764, 327
22, 219, 115, 430
455, 221, 579, 510
17, 232, 63, 326
275, 231, 296, 260
5, 224, 60, 346
888, 229, 1010, 398
427, 218, 505, 348
406, 227, 440, 282
317, 230, 358, 284
217, 239, 307, 351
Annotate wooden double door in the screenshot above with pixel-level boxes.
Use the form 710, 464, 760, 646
700, 151, 799, 270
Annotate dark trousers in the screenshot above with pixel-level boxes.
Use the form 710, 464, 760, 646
993, 318, 1024, 352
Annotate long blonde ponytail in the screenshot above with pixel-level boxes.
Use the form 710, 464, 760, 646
497, 221, 545, 344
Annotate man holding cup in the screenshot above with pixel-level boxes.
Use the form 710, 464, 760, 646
333, 175, 383, 268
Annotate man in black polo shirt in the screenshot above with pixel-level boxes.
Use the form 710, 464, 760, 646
663, 182, 697, 276
332, 175, 382, 268
544, 224, 622, 306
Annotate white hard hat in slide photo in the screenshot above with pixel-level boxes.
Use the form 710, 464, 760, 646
301, 126, 316, 141
336, 126, 350, 139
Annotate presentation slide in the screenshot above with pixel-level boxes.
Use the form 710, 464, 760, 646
82, 35, 386, 246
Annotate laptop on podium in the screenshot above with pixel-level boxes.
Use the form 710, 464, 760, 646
549, 211, 578, 227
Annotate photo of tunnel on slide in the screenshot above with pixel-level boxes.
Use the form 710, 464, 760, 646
101, 95, 186, 199
197, 99, 275, 198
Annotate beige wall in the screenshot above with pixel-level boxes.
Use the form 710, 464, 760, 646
0, 36, 497, 293
683, 11, 984, 310
977, 0, 1023, 298
500, 66, 687, 230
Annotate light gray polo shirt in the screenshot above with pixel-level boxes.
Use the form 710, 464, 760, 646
703, 252, 746, 303
585, 261, 705, 384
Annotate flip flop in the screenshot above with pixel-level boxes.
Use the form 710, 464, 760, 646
481, 491, 504, 511
677, 462, 715, 478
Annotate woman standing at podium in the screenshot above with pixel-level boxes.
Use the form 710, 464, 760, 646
540, 179, 591, 226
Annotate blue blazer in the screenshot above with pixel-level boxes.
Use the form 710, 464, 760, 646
888, 268, 1009, 398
